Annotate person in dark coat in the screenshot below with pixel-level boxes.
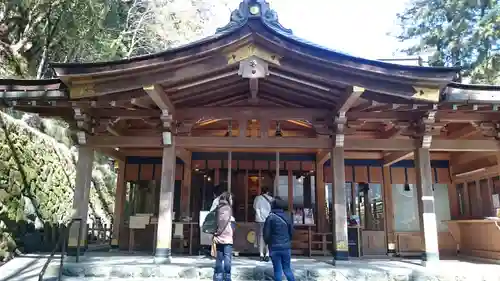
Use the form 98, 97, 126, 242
263, 197, 295, 281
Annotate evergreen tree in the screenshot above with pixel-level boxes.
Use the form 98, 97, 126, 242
396, 0, 500, 83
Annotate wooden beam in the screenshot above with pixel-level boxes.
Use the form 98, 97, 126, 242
143, 84, 175, 113
121, 149, 162, 157
95, 147, 125, 161
176, 137, 422, 151
451, 164, 500, 182
451, 152, 494, 167
176, 107, 329, 121
430, 152, 450, 160
175, 148, 191, 164
91, 108, 160, 119
378, 122, 410, 139
191, 128, 313, 138
81, 108, 500, 124
379, 126, 400, 139
131, 96, 153, 109
431, 139, 500, 152
106, 117, 126, 136
87, 135, 500, 152
383, 151, 413, 166
337, 86, 365, 113
317, 150, 329, 165
106, 125, 121, 136
446, 124, 479, 139
348, 111, 500, 123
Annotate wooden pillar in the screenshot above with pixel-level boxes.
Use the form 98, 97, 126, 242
330, 146, 349, 261
415, 147, 440, 265
288, 169, 293, 213
447, 164, 460, 219
382, 166, 395, 256
315, 156, 326, 233
274, 152, 280, 195
111, 160, 126, 250
214, 169, 220, 185
68, 146, 94, 256
155, 138, 176, 263
183, 152, 192, 218
228, 151, 232, 193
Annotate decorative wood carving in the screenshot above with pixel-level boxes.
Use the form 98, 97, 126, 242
70, 79, 96, 99
238, 57, 269, 78
216, 0, 292, 35
227, 44, 281, 66
477, 122, 500, 139
411, 86, 440, 103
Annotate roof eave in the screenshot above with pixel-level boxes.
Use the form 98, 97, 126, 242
443, 82, 500, 104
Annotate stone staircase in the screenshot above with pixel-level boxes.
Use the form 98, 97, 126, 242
41, 254, 500, 281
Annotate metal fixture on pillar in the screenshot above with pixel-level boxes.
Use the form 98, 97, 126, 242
225, 120, 233, 137
275, 121, 283, 137
404, 168, 411, 191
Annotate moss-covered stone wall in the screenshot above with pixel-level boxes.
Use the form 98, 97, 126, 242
0, 112, 115, 261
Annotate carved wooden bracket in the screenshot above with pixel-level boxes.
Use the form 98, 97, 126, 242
73, 107, 94, 144
477, 122, 500, 139
178, 120, 195, 136
312, 120, 329, 135
410, 111, 437, 148
160, 110, 173, 130
379, 121, 411, 138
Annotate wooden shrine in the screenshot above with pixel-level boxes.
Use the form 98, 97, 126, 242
1, 0, 500, 263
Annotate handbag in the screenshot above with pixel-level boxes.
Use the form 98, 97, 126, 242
211, 238, 217, 257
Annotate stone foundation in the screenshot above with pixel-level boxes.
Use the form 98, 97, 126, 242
53, 254, 500, 281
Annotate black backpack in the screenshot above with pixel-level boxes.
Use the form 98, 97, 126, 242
201, 207, 219, 234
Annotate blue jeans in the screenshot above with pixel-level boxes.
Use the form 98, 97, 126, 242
270, 249, 295, 281
214, 244, 232, 281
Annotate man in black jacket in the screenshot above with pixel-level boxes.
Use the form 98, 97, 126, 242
263, 197, 295, 281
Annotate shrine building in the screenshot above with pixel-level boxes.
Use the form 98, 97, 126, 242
1, 0, 500, 264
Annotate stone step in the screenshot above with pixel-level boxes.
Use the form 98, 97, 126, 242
53, 263, 496, 281
53, 254, 500, 281
59, 264, 335, 281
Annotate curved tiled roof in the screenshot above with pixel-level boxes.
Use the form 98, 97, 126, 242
50, 0, 459, 79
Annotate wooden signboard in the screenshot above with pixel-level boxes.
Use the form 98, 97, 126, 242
129, 215, 151, 229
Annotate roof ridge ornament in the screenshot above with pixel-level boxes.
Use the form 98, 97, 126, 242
216, 0, 292, 35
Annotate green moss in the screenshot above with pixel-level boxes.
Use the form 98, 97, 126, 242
0, 112, 116, 261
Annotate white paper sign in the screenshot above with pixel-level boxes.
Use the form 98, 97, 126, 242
129, 215, 149, 229
492, 194, 500, 209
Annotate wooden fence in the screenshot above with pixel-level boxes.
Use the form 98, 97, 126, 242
16, 220, 113, 253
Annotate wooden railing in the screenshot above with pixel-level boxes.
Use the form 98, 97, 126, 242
87, 221, 113, 247
38, 218, 83, 281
